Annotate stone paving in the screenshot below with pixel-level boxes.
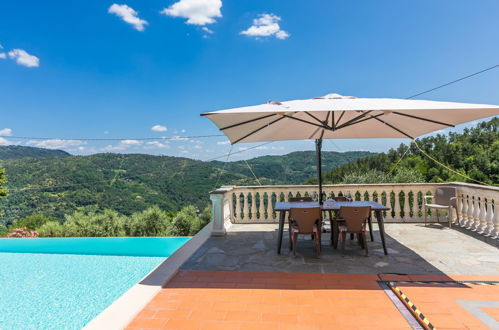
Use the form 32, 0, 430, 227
182, 223, 499, 275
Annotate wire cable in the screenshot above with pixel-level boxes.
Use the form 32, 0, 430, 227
213, 145, 233, 189
244, 159, 262, 186
0, 134, 225, 141
405, 64, 499, 99
411, 139, 489, 185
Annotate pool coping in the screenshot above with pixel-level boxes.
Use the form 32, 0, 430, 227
83, 221, 213, 330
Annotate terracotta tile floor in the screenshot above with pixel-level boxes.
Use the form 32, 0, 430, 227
127, 271, 499, 329
127, 271, 409, 329
384, 275, 499, 330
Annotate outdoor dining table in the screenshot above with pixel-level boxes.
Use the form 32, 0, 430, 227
274, 200, 391, 255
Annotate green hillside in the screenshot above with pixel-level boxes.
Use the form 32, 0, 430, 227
0, 150, 373, 225
0, 145, 69, 160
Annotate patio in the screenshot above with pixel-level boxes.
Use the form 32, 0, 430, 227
181, 223, 499, 275
127, 222, 499, 329
126, 182, 499, 329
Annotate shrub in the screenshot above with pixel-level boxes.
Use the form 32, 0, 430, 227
7, 227, 38, 238
63, 209, 126, 237
127, 206, 171, 237
37, 221, 64, 237
14, 214, 55, 231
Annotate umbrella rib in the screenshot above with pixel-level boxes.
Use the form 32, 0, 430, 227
391, 112, 455, 127
371, 116, 414, 139
304, 112, 328, 127
331, 111, 335, 129
338, 113, 384, 128
282, 114, 330, 129
219, 113, 277, 131
335, 111, 346, 127
232, 116, 285, 144
335, 110, 374, 130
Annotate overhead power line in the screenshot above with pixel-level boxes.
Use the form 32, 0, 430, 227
0, 134, 225, 141
405, 64, 499, 99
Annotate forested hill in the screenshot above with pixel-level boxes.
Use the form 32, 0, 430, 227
0, 149, 374, 225
0, 145, 69, 160
318, 117, 498, 185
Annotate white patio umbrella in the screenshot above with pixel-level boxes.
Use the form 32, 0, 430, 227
202, 93, 499, 202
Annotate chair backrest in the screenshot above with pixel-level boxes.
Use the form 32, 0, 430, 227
289, 207, 321, 234
435, 187, 457, 206
334, 196, 349, 202
339, 206, 371, 232
289, 196, 313, 202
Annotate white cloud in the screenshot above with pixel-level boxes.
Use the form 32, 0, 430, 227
193, 144, 202, 149
202, 26, 214, 34
145, 141, 170, 149
108, 4, 148, 31
0, 137, 12, 146
241, 14, 289, 39
217, 140, 230, 145
171, 136, 188, 141
151, 124, 167, 132
0, 53, 6, 59
27, 139, 84, 149
0, 128, 12, 136
121, 139, 142, 145
161, 0, 222, 25
8, 49, 40, 67
180, 129, 186, 133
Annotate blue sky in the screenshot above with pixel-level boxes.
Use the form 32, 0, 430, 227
0, 0, 498, 160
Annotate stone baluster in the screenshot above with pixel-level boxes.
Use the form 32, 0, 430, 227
472, 196, 481, 230
466, 195, 475, 228
460, 193, 468, 226
242, 191, 250, 221
478, 196, 487, 233
392, 191, 401, 221
234, 191, 241, 221
403, 189, 411, 220
250, 191, 257, 221
455, 192, 464, 226
260, 190, 272, 221
485, 199, 494, 236
258, 192, 266, 221
493, 202, 499, 238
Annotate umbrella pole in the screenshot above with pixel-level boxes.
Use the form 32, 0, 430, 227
315, 139, 323, 204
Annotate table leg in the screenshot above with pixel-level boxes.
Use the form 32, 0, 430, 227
329, 210, 339, 249
375, 210, 388, 255
277, 210, 285, 254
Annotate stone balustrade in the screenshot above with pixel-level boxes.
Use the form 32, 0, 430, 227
209, 182, 499, 239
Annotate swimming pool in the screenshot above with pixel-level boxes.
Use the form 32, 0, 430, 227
0, 237, 190, 330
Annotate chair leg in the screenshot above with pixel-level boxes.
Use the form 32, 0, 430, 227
288, 221, 293, 251
363, 232, 369, 256
424, 205, 427, 226
368, 216, 374, 241
292, 232, 298, 257
341, 231, 346, 254
350, 233, 354, 240
314, 231, 320, 257
448, 206, 452, 228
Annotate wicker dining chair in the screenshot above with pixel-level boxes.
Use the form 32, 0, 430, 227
289, 207, 322, 257
337, 206, 371, 256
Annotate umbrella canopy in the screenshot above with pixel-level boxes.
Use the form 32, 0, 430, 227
202, 94, 499, 143
202, 93, 499, 202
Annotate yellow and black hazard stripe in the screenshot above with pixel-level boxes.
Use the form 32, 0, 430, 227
392, 280, 499, 286
387, 282, 435, 330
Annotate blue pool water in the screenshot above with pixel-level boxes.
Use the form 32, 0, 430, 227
0, 237, 190, 330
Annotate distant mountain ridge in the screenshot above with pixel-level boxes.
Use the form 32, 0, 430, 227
0, 145, 70, 160
0, 146, 375, 225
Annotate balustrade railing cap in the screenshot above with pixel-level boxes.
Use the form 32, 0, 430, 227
210, 186, 235, 194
